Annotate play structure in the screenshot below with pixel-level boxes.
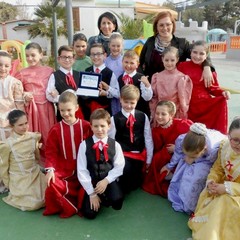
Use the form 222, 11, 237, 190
0, 40, 29, 75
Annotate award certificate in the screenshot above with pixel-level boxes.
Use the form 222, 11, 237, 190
76, 72, 102, 97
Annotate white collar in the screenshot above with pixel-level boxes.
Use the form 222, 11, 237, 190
59, 66, 72, 75
123, 70, 136, 77
92, 135, 108, 144
94, 64, 105, 72
121, 108, 135, 118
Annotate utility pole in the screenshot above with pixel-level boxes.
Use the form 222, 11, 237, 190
65, 0, 74, 45
52, 0, 60, 69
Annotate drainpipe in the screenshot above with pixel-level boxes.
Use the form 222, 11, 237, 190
2, 23, 7, 39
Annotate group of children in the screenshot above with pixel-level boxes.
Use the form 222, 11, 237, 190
0, 30, 239, 239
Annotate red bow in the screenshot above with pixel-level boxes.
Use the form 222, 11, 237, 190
66, 72, 77, 89
225, 160, 233, 171
126, 114, 136, 143
122, 74, 133, 85
95, 68, 100, 73
92, 141, 109, 161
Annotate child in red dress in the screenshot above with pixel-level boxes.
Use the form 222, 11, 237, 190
142, 100, 192, 197
43, 91, 92, 218
177, 40, 230, 134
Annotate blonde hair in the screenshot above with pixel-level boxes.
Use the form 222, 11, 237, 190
109, 33, 123, 43
123, 50, 139, 62
120, 84, 140, 101
156, 100, 176, 116
59, 90, 78, 105
162, 46, 179, 59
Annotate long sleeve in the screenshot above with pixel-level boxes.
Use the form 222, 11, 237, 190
144, 114, 153, 164
208, 72, 224, 96
140, 82, 153, 101
105, 141, 125, 183
207, 154, 225, 184
107, 72, 120, 98
45, 126, 60, 169
13, 79, 25, 111
0, 142, 11, 188
108, 116, 116, 139
225, 181, 240, 196
77, 141, 95, 195
177, 74, 193, 119
149, 74, 159, 118
167, 134, 185, 170
46, 73, 59, 103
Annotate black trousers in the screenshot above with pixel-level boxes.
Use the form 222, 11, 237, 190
81, 180, 123, 219
119, 157, 144, 194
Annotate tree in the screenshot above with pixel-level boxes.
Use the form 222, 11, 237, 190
162, 1, 176, 11
0, 2, 18, 22
114, 12, 143, 39
27, 2, 67, 56
181, 8, 205, 26
114, 12, 155, 39
220, 0, 240, 32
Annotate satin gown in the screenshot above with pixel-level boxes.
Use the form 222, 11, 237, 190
188, 139, 240, 240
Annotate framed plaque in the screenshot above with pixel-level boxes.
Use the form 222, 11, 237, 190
76, 71, 102, 97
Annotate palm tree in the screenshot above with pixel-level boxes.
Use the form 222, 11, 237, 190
114, 12, 155, 39
28, 2, 67, 57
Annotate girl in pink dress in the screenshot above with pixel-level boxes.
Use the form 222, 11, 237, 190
177, 40, 230, 134
142, 100, 192, 197
150, 46, 192, 123
14, 42, 56, 165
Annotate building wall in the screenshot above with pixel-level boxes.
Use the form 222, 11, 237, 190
175, 20, 208, 43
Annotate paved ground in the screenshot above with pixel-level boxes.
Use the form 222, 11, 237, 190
210, 53, 240, 124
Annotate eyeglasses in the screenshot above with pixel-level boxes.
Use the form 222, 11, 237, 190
90, 52, 104, 58
59, 56, 74, 61
229, 135, 240, 145
158, 23, 173, 29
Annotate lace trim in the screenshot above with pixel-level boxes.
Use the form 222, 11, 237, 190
191, 215, 208, 223
224, 181, 232, 195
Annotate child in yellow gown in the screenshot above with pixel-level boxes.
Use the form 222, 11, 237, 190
0, 110, 46, 211
188, 117, 240, 240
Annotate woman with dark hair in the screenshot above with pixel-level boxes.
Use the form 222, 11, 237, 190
139, 11, 213, 86
87, 12, 118, 56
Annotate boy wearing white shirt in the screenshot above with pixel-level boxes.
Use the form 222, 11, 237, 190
108, 85, 153, 194
77, 108, 124, 219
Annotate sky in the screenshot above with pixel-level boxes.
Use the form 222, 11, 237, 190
4, 0, 43, 5
5, 0, 174, 6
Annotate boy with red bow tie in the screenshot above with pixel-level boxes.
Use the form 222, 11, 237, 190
84, 43, 119, 120
108, 85, 153, 194
118, 50, 153, 117
46, 45, 83, 121
77, 108, 125, 219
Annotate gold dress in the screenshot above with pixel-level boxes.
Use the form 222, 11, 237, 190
188, 139, 240, 240
0, 132, 46, 211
